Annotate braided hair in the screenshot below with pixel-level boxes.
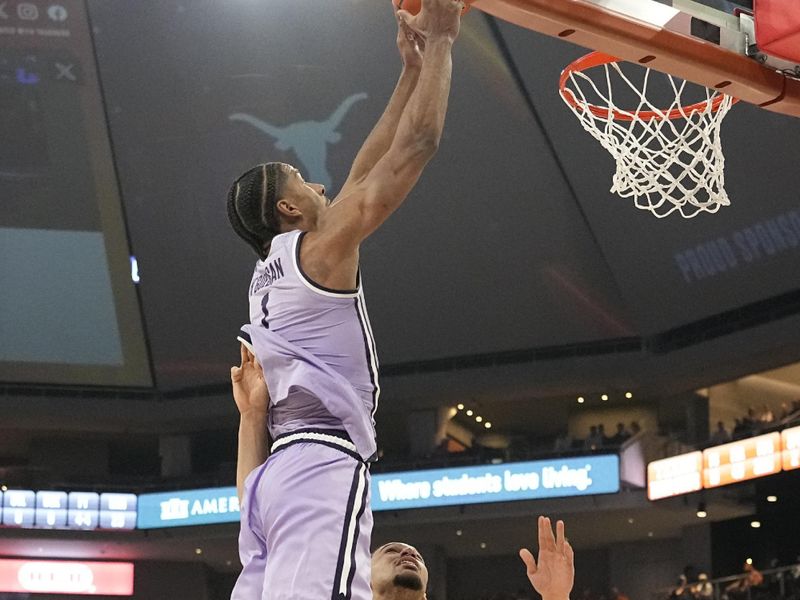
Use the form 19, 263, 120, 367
226, 162, 286, 260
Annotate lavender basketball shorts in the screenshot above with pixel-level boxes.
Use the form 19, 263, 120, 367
231, 429, 372, 600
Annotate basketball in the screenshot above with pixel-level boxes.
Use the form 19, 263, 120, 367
393, 0, 421, 14
392, 0, 470, 16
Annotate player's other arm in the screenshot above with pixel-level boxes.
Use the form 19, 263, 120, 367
231, 344, 270, 504
308, 0, 462, 260
340, 18, 424, 191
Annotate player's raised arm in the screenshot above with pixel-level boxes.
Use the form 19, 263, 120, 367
309, 0, 463, 260
340, 17, 425, 192
231, 344, 270, 504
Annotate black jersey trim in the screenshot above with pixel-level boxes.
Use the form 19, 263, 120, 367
295, 231, 359, 296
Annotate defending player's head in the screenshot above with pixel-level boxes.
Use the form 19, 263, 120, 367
227, 162, 329, 259
371, 542, 428, 599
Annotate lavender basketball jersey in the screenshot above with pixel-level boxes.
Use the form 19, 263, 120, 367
248, 230, 380, 442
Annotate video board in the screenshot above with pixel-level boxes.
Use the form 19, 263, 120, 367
0, 0, 151, 386
0, 490, 137, 530
648, 426, 800, 500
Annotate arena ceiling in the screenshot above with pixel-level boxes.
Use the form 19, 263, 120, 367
4, 0, 800, 402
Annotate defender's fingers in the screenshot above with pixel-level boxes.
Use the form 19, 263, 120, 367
539, 517, 556, 552
245, 344, 257, 365
556, 519, 566, 553
544, 516, 557, 551
519, 548, 537, 574
239, 343, 248, 365
565, 540, 575, 564
537, 516, 548, 552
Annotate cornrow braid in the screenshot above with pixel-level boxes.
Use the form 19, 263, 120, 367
226, 163, 286, 260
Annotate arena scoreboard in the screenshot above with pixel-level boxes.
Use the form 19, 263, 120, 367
648, 425, 800, 500
0, 490, 137, 531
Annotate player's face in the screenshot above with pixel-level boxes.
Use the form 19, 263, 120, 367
371, 542, 428, 596
280, 164, 330, 221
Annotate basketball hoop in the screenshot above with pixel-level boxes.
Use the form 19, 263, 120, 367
559, 52, 739, 219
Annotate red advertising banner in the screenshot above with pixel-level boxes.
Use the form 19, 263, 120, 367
783, 425, 800, 471
0, 559, 134, 595
703, 432, 782, 489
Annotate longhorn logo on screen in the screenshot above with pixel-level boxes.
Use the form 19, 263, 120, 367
229, 93, 368, 190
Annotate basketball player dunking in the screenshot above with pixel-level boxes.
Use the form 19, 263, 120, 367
226, 2, 464, 599
231, 349, 577, 600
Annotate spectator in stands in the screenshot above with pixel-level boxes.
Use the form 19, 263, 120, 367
584, 426, 603, 450
759, 404, 774, 424
710, 421, 731, 445
743, 408, 757, 433
732, 418, 746, 439
609, 423, 631, 446
630, 421, 642, 436
779, 402, 792, 421
724, 561, 763, 600
598, 424, 609, 446
671, 575, 692, 600
789, 558, 800, 598
692, 573, 713, 600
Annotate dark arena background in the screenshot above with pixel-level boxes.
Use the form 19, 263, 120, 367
1, 0, 799, 598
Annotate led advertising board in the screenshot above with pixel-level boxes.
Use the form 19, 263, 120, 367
370, 455, 620, 511
647, 451, 703, 501
0, 491, 136, 531
137, 456, 620, 528
137, 486, 240, 529
647, 426, 800, 499
0, 559, 134, 596
782, 425, 800, 471
703, 433, 782, 489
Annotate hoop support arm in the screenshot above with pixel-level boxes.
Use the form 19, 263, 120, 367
472, 0, 800, 117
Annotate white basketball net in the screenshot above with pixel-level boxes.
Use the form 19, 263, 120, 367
560, 58, 736, 218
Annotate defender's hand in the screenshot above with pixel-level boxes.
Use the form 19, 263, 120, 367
397, 18, 424, 69
398, 0, 464, 43
231, 343, 269, 417
520, 516, 575, 600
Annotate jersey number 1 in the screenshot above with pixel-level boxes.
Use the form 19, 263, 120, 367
261, 293, 270, 329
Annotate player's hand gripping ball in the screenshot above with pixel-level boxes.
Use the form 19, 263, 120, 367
392, 0, 471, 16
